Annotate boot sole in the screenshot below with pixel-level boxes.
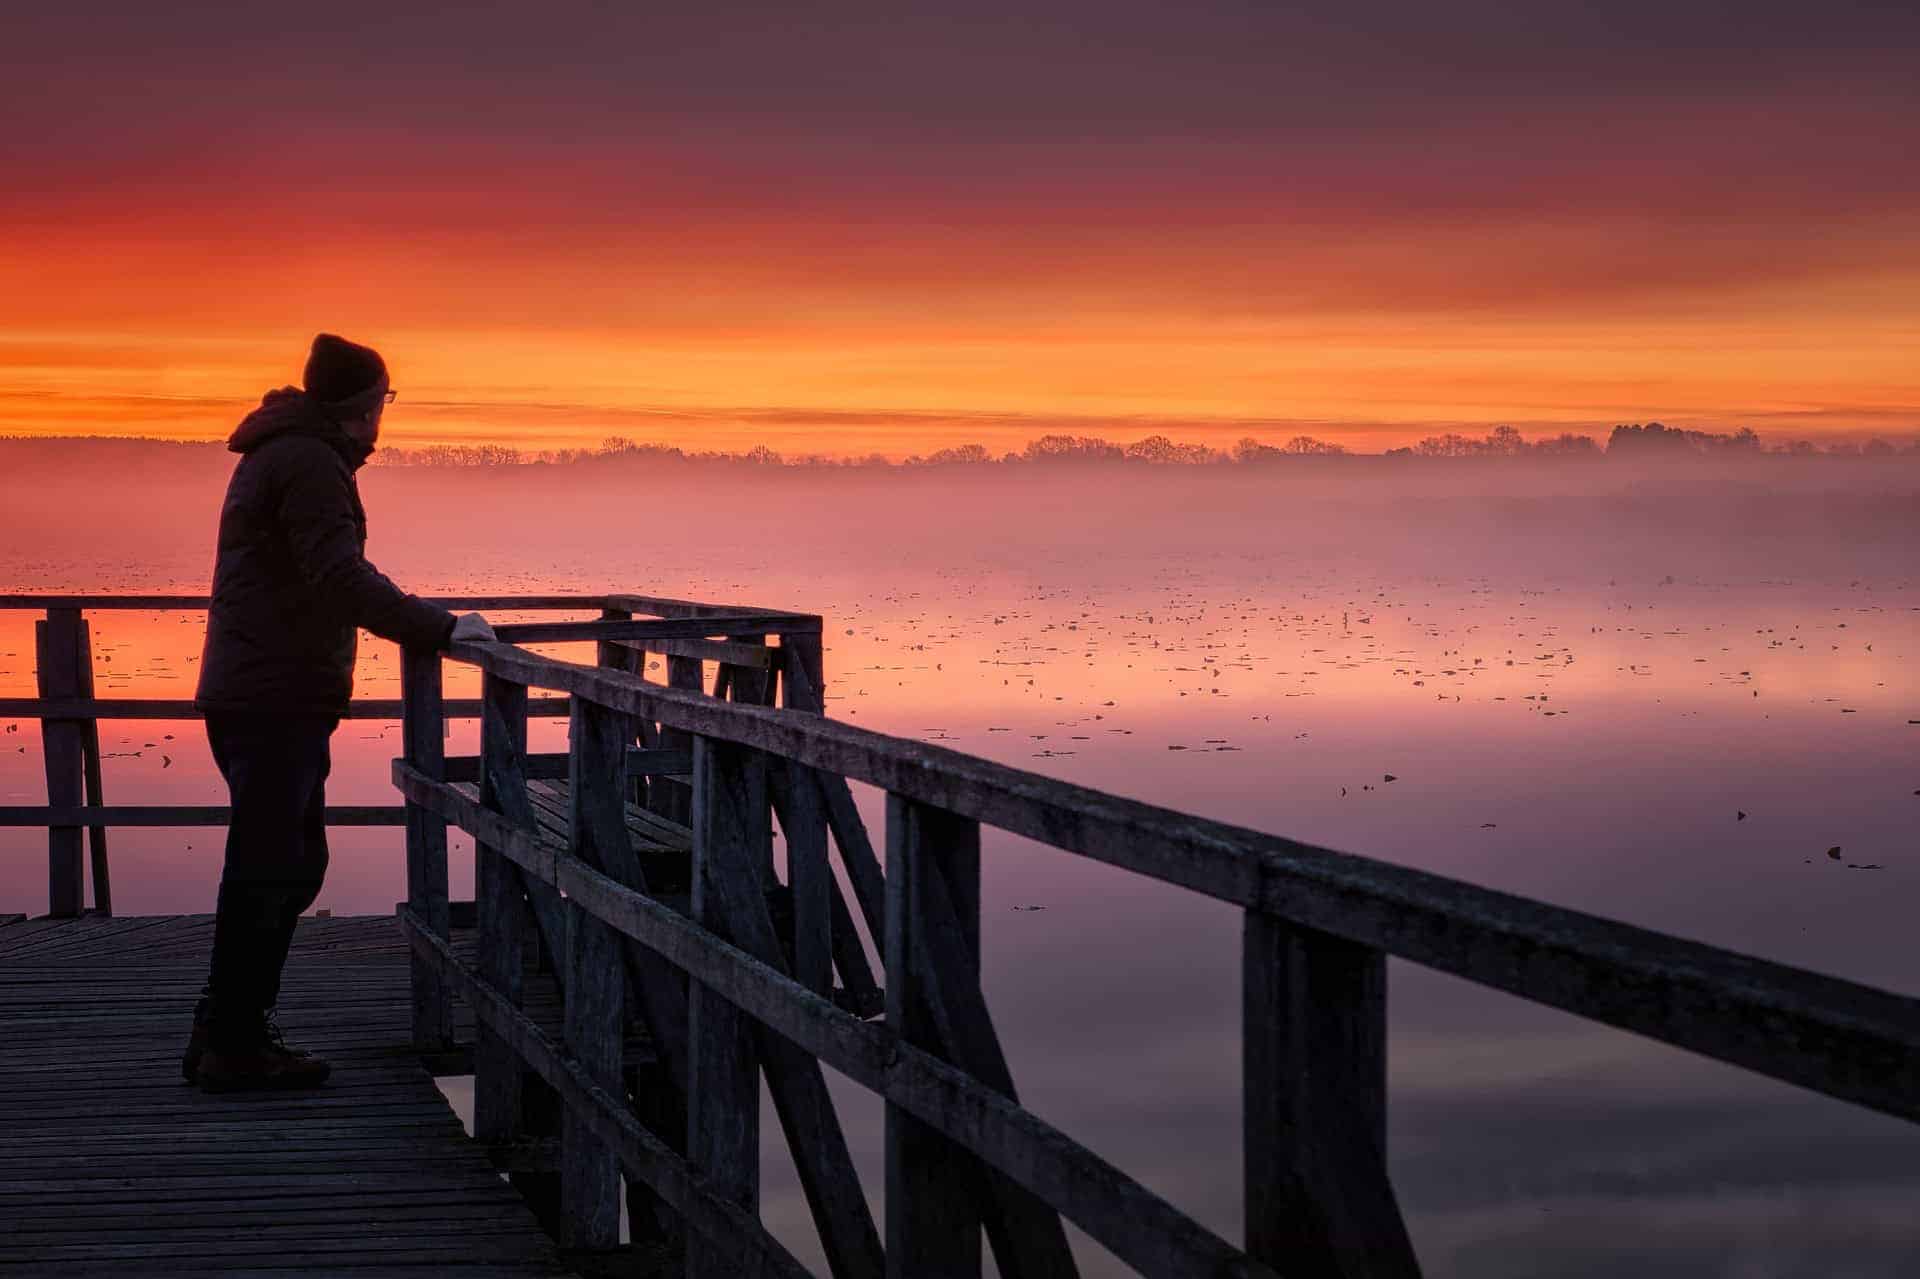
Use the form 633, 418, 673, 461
198, 1068, 332, 1094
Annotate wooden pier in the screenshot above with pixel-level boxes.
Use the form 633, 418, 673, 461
2, 592, 1918, 1277
0, 913, 575, 1277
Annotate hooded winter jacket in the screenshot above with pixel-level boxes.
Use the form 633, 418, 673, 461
193, 388, 456, 714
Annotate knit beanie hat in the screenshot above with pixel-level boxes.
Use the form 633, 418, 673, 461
303, 334, 388, 404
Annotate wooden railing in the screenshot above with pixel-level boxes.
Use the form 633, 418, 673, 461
391, 614, 1920, 1277
0, 593, 814, 917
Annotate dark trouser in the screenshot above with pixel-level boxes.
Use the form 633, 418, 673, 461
202, 712, 338, 1049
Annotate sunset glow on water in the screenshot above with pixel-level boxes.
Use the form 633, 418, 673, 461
3, 459, 1916, 1274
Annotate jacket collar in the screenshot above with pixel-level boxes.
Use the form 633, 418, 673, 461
228, 387, 374, 470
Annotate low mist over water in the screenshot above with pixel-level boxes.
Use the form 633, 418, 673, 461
3, 448, 1916, 1275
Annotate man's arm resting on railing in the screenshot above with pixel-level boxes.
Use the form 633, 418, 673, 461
274, 439, 483, 650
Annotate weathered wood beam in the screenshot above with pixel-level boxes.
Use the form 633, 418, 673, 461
494, 616, 815, 645
598, 604, 656, 813
399, 766, 1277, 1276
779, 765, 832, 997
597, 602, 638, 715
399, 909, 816, 1279
402, 647, 453, 1052
696, 741, 885, 1279
687, 736, 764, 1279
561, 895, 623, 1251
889, 798, 1078, 1279
0, 594, 220, 609
567, 696, 691, 1259
450, 641, 1920, 1123
475, 674, 533, 1147
0, 805, 409, 826
0, 593, 613, 610
71, 615, 110, 915
595, 604, 632, 670
560, 699, 626, 1251
566, 704, 692, 1081
780, 635, 825, 721
481, 675, 568, 1232
0, 697, 571, 721
723, 635, 780, 896
613, 637, 773, 668
33, 609, 86, 918
394, 766, 555, 882
886, 796, 984, 1279
626, 748, 695, 778
651, 655, 703, 827
474, 684, 572, 1002
783, 648, 886, 1013
817, 775, 887, 958
439, 748, 691, 786
1245, 916, 1419, 1277
721, 638, 775, 709
767, 767, 881, 1014
602, 593, 819, 623
554, 853, 1272, 1279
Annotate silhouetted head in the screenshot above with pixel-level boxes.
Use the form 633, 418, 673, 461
303, 333, 393, 448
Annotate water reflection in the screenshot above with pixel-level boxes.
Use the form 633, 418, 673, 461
2, 477, 1916, 1274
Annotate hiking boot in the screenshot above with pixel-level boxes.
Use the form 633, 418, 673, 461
197, 1014, 331, 1093
181, 996, 212, 1084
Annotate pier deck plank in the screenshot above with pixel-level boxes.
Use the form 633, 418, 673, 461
0, 913, 580, 1276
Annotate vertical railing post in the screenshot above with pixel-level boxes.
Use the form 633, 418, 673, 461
775, 639, 884, 1016
656, 654, 703, 825
561, 697, 626, 1252
73, 612, 110, 915
686, 733, 764, 1278
784, 629, 825, 722
1243, 915, 1421, 1277
594, 604, 630, 672
475, 673, 531, 1147
573, 658, 691, 1266
595, 604, 649, 812
402, 646, 451, 1051
780, 635, 832, 996
34, 607, 86, 917
721, 636, 776, 894
885, 794, 984, 1279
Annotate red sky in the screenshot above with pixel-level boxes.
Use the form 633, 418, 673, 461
3, 3, 1917, 455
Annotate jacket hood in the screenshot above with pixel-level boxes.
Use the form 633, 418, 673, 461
228, 387, 373, 469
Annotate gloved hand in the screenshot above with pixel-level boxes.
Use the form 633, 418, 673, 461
450, 612, 497, 643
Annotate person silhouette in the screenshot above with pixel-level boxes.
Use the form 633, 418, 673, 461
183, 333, 495, 1091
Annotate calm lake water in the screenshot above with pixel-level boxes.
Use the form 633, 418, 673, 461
2, 461, 1916, 1275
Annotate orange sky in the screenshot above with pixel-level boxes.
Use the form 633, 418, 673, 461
4, 9, 1917, 456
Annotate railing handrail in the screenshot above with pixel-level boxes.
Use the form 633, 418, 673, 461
0, 592, 824, 618
446, 635, 1920, 1125
0, 593, 608, 610
0, 594, 821, 918
391, 807, 1269, 1279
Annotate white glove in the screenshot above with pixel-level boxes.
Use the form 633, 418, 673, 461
450, 613, 497, 643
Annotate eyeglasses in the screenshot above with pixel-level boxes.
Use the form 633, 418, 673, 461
383, 389, 398, 405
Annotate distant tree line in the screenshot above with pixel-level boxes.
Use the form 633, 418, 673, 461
5, 422, 1914, 470
364, 422, 1919, 469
